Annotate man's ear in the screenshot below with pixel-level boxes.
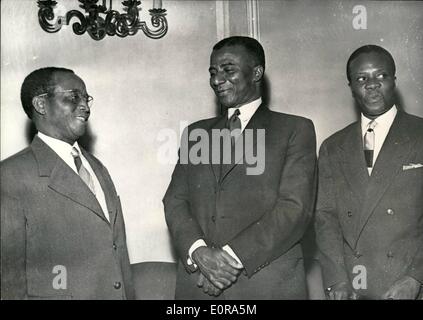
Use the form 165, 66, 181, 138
253, 65, 264, 82
32, 96, 47, 115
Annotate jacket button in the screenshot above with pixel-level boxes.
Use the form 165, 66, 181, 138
387, 251, 394, 258
114, 281, 121, 289
113, 243, 117, 250
386, 209, 394, 215
347, 211, 353, 217
354, 251, 362, 258
211, 216, 216, 222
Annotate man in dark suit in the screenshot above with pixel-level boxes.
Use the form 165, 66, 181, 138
163, 36, 317, 299
315, 45, 423, 299
1, 67, 134, 299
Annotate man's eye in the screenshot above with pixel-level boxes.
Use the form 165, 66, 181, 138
69, 92, 78, 99
376, 74, 386, 79
356, 76, 366, 82
224, 68, 235, 73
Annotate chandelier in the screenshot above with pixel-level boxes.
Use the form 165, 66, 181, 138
37, 0, 168, 40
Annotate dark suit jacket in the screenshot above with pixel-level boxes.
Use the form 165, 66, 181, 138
163, 105, 317, 299
315, 111, 423, 299
1, 136, 134, 300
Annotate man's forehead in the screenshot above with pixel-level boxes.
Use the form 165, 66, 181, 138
51, 71, 86, 89
210, 46, 252, 65
350, 52, 394, 72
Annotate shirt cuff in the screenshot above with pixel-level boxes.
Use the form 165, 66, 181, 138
223, 244, 243, 267
187, 239, 207, 267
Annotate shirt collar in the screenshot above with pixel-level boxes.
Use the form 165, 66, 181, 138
37, 132, 81, 159
228, 97, 262, 122
361, 105, 397, 133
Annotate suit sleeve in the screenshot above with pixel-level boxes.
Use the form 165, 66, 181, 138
407, 134, 423, 285
314, 141, 349, 289
163, 127, 205, 271
1, 193, 27, 299
227, 119, 318, 277
408, 241, 423, 284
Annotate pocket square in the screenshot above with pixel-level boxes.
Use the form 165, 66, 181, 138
402, 163, 423, 171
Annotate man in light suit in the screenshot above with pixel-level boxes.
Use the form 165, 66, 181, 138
163, 36, 317, 299
1, 67, 134, 299
315, 45, 423, 299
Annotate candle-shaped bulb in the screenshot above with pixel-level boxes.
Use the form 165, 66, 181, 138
153, 0, 162, 9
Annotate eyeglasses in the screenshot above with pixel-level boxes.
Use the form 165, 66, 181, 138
37, 90, 94, 108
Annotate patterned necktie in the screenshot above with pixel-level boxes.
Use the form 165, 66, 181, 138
71, 147, 96, 194
228, 108, 241, 144
363, 120, 377, 168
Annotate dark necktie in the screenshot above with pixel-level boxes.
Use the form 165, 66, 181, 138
363, 120, 377, 168
227, 108, 241, 144
219, 109, 241, 180
71, 147, 96, 194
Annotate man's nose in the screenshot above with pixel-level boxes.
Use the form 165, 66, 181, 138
78, 101, 90, 112
211, 73, 225, 86
365, 78, 381, 90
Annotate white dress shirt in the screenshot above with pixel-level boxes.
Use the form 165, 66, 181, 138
361, 105, 397, 175
228, 97, 262, 132
187, 97, 263, 268
38, 132, 110, 221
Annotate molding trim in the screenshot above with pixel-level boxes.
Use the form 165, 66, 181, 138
246, 0, 260, 40
216, 0, 230, 40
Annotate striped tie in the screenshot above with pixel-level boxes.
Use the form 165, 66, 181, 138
71, 147, 96, 194
363, 120, 377, 168
228, 108, 241, 144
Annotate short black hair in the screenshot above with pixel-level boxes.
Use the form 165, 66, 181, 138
346, 45, 396, 82
20, 67, 74, 119
213, 36, 265, 71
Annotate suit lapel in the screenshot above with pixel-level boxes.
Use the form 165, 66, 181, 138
354, 112, 414, 242
31, 137, 109, 224
207, 114, 229, 183
82, 149, 118, 226
338, 123, 369, 203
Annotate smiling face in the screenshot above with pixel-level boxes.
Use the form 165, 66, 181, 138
38, 71, 91, 144
209, 45, 262, 109
348, 51, 396, 119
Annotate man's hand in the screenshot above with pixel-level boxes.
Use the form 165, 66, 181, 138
326, 281, 355, 300
192, 246, 243, 290
197, 273, 222, 297
382, 276, 421, 300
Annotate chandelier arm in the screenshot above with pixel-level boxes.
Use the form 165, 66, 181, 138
86, 13, 107, 40
138, 11, 168, 39
65, 10, 88, 35
104, 10, 120, 36
38, 0, 62, 33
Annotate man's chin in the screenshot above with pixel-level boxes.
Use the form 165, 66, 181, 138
361, 103, 392, 118
71, 126, 87, 140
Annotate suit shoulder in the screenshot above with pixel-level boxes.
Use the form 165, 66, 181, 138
322, 121, 358, 147
1, 147, 38, 190
187, 116, 221, 130
402, 112, 423, 132
1, 146, 35, 171
268, 110, 313, 124
267, 110, 316, 134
